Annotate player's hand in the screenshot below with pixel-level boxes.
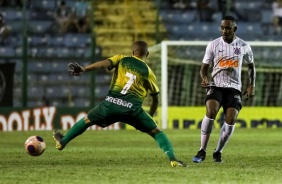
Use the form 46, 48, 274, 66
243, 85, 255, 101
68, 62, 84, 76
201, 78, 209, 88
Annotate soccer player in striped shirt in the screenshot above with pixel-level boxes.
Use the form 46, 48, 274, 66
192, 16, 256, 163
53, 41, 187, 167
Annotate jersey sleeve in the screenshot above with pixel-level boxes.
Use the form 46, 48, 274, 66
202, 42, 214, 64
243, 44, 254, 64
147, 68, 159, 96
107, 55, 124, 71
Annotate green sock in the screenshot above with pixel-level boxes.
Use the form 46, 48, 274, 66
61, 118, 89, 146
154, 131, 177, 161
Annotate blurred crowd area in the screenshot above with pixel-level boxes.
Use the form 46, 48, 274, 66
162, 0, 282, 41
0, 0, 281, 56
0, 0, 91, 34
0, 0, 281, 107
0, 0, 100, 107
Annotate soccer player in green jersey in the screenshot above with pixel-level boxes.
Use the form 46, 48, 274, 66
53, 41, 187, 167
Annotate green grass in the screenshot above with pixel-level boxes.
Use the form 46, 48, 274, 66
0, 129, 281, 184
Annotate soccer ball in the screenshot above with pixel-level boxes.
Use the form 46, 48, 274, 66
24, 136, 46, 156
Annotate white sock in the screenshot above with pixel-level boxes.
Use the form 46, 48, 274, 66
200, 115, 214, 151
215, 122, 235, 153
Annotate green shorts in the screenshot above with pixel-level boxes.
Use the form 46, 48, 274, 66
87, 94, 157, 132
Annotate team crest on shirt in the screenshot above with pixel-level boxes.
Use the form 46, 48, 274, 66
234, 47, 241, 55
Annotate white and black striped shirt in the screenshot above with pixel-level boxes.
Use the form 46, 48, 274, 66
202, 37, 254, 91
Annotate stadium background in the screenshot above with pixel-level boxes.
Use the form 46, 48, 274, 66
0, 0, 281, 131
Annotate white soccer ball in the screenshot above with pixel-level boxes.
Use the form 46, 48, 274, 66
24, 136, 46, 156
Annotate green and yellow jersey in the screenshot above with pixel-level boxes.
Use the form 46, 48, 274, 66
107, 55, 159, 102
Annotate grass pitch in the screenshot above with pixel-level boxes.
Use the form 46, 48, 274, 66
0, 128, 281, 184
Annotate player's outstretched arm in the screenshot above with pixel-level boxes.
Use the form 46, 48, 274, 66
83, 59, 111, 72
68, 60, 111, 76
68, 62, 84, 76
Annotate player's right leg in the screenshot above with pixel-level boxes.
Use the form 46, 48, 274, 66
213, 90, 240, 163
152, 128, 188, 167
192, 115, 214, 163
192, 97, 220, 163
192, 149, 207, 163
170, 160, 188, 167
129, 110, 188, 167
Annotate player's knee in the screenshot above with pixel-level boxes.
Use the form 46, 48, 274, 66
206, 111, 217, 119
225, 113, 237, 124
225, 118, 236, 125
206, 107, 219, 119
84, 116, 91, 124
225, 108, 239, 124
147, 127, 161, 137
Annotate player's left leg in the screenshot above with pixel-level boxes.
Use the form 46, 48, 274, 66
53, 116, 91, 150
53, 101, 113, 150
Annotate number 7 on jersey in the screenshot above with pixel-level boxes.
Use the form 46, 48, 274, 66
121, 72, 136, 94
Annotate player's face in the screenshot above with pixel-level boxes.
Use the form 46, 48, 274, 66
220, 20, 236, 43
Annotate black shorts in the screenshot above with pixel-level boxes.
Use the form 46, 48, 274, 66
278, 17, 282, 25
205, 87, 242, 113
